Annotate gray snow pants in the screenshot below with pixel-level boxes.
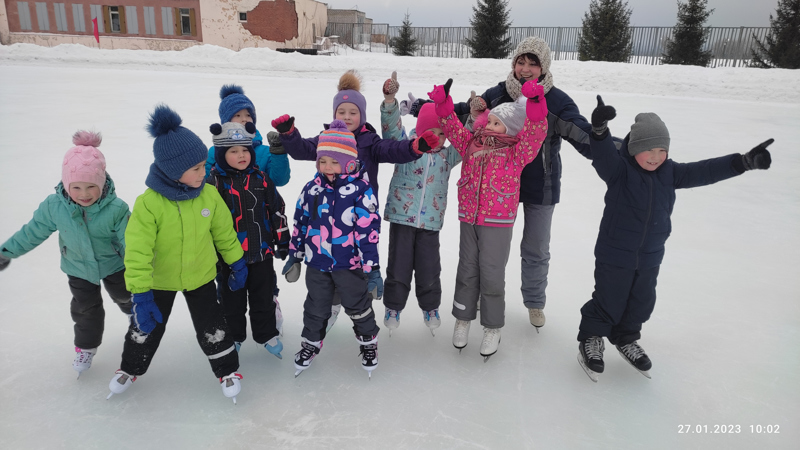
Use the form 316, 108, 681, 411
452, 222, 513, 329
301, 269, 380, 342
520, 203, 555, 309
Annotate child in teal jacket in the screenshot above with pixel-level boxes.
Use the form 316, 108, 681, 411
0, 131, 131, 377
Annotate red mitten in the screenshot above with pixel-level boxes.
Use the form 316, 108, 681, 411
271, 114, 295, 134
412, 130, 441, 153
427, 79, 454, 118
521, 80, 548, 122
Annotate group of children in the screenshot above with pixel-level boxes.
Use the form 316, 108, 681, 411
0, 36, 775, 400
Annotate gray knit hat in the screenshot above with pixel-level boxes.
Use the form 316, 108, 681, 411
509, 36, 554, 94
628, 113, 670, 156
490, 97, 527, 136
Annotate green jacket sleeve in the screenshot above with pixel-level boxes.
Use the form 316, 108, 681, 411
210, 192, 244, 265
380, 99, 405, 141
124, 195, 158, 294
0, 196, 58, 258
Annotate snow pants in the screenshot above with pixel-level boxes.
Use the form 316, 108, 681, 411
452, 222, 514, 329
68, 269, 132, 349
577, 262, 660, 346
383, 222, 442, 312
219, 258, 278, 345
301, 269, 380, 342
519, 203, 555, 309
119, 281, 239, 378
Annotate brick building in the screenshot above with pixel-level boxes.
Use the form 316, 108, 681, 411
0, 0, 327, 51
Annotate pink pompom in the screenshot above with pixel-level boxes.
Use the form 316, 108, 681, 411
72, 130, 102, 148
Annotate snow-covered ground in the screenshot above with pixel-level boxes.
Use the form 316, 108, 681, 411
1, 43, 798, 450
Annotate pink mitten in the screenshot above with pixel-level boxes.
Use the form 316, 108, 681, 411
427, 79, 454, 118
521, 80, 548, 122
412, 130, 441, 153
271, 114, 295, 134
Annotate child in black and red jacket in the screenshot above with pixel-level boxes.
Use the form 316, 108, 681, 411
207, 121, 290, 359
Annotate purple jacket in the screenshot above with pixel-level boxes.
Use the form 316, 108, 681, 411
279, 122, 422, 196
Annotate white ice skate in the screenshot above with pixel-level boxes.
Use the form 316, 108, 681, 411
106, 370, 136, 399
479, 327, 501, 362
423, 309, 441, 336
73, 347, 96, 379
220, 372, 243, 404
453, 320, 471, 353
384, 308, 400, 336
528, 308, 545, 333
294, 339, 322, 377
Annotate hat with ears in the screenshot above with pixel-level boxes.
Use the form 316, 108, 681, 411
210, 121, 257, 172
628, 113, 670, 156
62, 131, 107, 188
316, 120, 359, 174
489, 97, 527, 136
219, 84, 256, 125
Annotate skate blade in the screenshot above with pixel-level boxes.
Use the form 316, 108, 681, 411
481, 352, 496, 363
294, 369, 304, 378
577, 352, 600, 382
232, 396, 237, 405
616, 349, 652, 379
106, 392, 114, 400
430, 329, 436, 337
534, 326, 540, 334
272, 353, 283, 360
389, 329, 392, 337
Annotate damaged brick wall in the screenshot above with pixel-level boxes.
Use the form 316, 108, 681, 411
241, 0, 297, 42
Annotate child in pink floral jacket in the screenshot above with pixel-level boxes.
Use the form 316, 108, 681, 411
428, 78, 548, 360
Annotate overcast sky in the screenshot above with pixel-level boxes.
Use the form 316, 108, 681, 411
322, 0, 776, 27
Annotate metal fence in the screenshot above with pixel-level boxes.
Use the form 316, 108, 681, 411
324, 24, 770, 68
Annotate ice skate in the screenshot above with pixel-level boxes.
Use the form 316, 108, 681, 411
479, 327, 501, 362
106, 370, 136, 399
264, 337, 283, 359
274, 295, 284, 337
384, 308, 400, 336
326, 304, 342, 333
220, 372, 243, 404
616, 341, 652, 379
578, 336, 605, 382
72, 347, 96, 378
452, 319, 470, 353
356, 335, 378, 378
423, 309, 441, 336
294, 339, 322, 377
528, 308, 545, 333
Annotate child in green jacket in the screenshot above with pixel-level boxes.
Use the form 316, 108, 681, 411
0, 131, 131, 378
107, 105, 248, 404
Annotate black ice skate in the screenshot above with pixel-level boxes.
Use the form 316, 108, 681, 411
356, 335, 378, 379
578, 336, 605, 382
616, 341, 652, 379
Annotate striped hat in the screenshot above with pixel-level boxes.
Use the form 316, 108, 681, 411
317, 120, 359, 173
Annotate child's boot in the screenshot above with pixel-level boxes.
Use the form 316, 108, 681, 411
479, 327, 501, 362
264, 337, 283, 359
452, 319, 471, 352
220, 372, 243, 403
383, 308, 400, 335
423, 309, 441, 336
616, 341, 652, 378
356, 334, 378, 378
107, 370, 136, 399
72, 347, 96, 378
294, 339, 322, 377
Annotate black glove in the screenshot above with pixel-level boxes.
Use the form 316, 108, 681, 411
742, 139, 773, 170
0, 253, 10, 271
271, 115, 295, 134
591, 95, 616, 137
267, 131, 286, 155
275, 243, 289, 261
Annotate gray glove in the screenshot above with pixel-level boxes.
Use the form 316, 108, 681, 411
0, 253, 10, 271
267, 131, 286, 155
282, 255, 302, 283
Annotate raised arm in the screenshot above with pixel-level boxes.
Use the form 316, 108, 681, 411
272, 115, 320, 162
588, 96, 625, 183
428, 79, 474, 154
513, 80, 550, 166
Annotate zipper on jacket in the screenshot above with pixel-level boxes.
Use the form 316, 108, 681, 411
415, 154, 432, 227
472, 155, 484, 225
635, 176, 654, 269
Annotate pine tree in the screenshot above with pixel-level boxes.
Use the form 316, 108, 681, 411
662, 0, 714, 66
751, 0, 800, 68
393, 13, 418, 57
578, 0, 633, 62
465, 0, 513, 59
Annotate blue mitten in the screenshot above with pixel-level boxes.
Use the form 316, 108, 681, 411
282, 255, 302, 283
367, 269, 384, 300
228, 258, 248, 291
132, 291, 163, 334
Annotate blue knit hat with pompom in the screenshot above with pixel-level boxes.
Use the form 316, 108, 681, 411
147, 104, 208, 180
219, 84, 256, 125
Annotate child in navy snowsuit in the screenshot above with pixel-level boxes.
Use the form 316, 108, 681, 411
282, 120, 383, 377
577, 96, 774, 380
207, 121, 290, 358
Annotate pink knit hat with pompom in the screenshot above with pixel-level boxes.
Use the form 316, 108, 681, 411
62, 131, 107, 188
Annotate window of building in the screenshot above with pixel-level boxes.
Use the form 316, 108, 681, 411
179, 8, 191, 35
161, 7, 173, 35
90, 5, 104, 33
53, 3, 68, 31
17, 2, 33, 31
239, 12, 247, 22
109, 6, 120, 32
72, 4, 86, 32
34, 2, 49, 31
143, 6, 156, 35
125, 6, 138, 35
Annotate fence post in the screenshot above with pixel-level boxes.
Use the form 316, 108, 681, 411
437, 27, 441, 58
734, 26, 744, 68
555, 27, 562, 60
